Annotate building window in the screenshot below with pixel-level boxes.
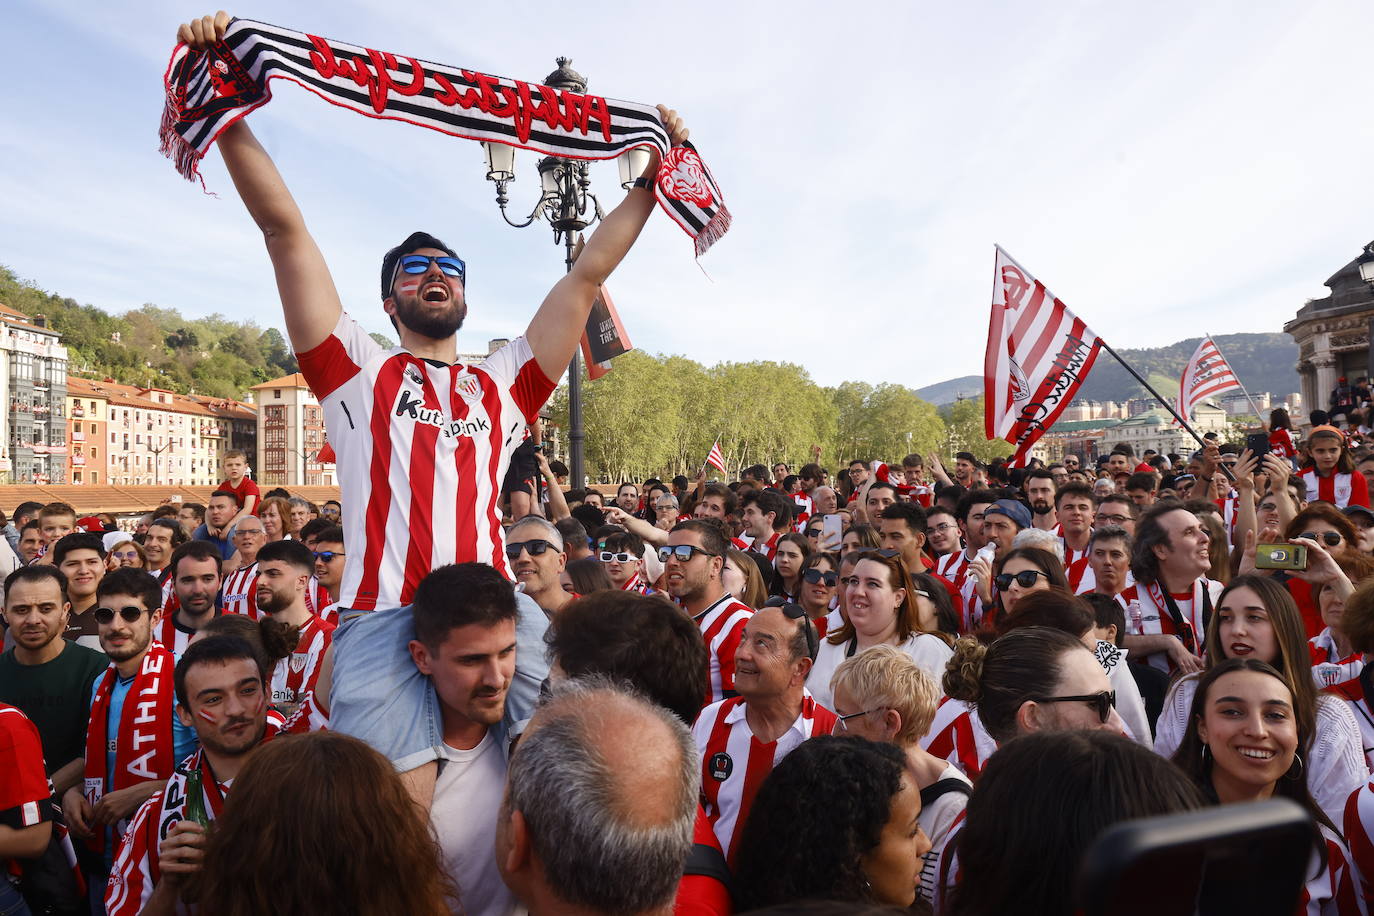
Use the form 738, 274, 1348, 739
274, 389, 282, 399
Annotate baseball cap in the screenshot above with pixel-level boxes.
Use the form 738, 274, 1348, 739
983, 499, 1031, 530
1343, 505, 1374, 525
76, 516, 105, 533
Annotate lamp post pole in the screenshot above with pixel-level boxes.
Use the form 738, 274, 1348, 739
483, 57, 642, 491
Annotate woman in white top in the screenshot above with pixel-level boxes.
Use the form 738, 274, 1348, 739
1155, 574, 1368, 824
807, 552, 952, 710
829, 645, 970, 907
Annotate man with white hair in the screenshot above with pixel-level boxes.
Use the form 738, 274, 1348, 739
506, 516, 570, 616
496, 678, 698, 916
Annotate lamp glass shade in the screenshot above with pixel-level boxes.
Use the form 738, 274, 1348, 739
618, 148, 653, 188
539, 158, 562, 195
1361, 260, 1374, 284
483, 142, 515, 180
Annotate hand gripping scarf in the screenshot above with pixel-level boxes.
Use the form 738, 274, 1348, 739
83, 645, 177, 853
160, 18, 731, 256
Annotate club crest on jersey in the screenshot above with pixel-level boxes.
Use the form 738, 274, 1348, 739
456, 375, 483, 402
709, 751, 733, 781
289, 652, 309, 674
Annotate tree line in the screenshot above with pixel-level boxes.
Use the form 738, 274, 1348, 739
545, 351, 1013, 482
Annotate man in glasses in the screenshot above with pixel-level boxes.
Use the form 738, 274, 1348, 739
506, 516, 570, 617
1120, 504, 1220, 674
0, 566, 107, 800
62, 568, 195, 897
1095, 494, 1138, 537
599, 530, 652, 595
663, 521, 754, 705
220, 517, 267, 619
313, 525, 347, 624
157, 541, 224, 658
178, 13, 687, 791
925, 506, 962, 559
693, 598, 832, 858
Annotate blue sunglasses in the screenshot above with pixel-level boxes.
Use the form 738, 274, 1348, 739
397, 254, 465, 283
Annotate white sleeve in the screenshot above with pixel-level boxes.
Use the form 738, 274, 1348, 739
1108, 659, 1152, 747
906, 634, 955, 685
1153, 675, 1197, 760
1312, 696, 1373, 826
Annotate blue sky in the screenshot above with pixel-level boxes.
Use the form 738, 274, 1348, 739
3, 1, 1372, 391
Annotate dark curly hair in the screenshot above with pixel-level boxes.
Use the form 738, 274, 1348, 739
733, 736, 907, 910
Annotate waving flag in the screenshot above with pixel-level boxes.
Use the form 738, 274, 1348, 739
984, 246, 1105, 461
704, 440, 727, 475
1177, 336, 1241, 420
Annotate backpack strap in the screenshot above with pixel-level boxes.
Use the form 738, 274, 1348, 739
920, 777, 973, 808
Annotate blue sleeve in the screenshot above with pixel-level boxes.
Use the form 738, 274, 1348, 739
173, 714, 199, 764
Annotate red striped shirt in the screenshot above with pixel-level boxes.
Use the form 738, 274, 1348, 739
1300, 469, 1371, 509
693, 595, 754, 704
919, 696, 996, 780
221, 563, 261, 620
692, 693, 836, 859
297, 315, 555, 611
269, 616, 335, 710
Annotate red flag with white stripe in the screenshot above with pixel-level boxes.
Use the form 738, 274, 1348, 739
984, 246, 1105, 462
705, 440, 727, 474
1177, 336, 1241, 421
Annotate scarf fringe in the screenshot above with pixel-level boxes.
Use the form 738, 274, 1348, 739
159, 97, 212, 194
694, 204, 732, 259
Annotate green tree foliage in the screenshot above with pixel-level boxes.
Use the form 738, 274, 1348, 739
941, 396, 1014, 463
0, 266, 298, 399
549, 353, 938, 482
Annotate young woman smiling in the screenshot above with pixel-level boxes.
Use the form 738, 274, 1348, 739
806, 553, 953, 711
1171, 659, 1360, 915
1154, 575, 1367, 824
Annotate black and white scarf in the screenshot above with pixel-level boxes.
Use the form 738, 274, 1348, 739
160, 18, 730, 255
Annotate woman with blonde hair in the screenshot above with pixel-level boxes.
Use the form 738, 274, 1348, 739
723, 547, 768, 610
829, 645, 970, 907
198, 732, 453, 915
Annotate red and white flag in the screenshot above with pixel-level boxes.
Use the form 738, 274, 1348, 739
704, 440, 727, 475
984, 246, 1105, 462
1177, 336, 1241, 421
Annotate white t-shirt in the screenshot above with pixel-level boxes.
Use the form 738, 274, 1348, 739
431, 731, 516, 916
807, 632, 954, 711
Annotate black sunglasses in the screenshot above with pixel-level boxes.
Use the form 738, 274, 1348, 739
658, 544, 717, 563
95, 606, 147, 625
1297, 531, 1343, 547
1031, 690, 1116, 724
762, 596, 819, 661
994, 569, 1049, 590
506, 539, 556, 559
803, 568, 839, 586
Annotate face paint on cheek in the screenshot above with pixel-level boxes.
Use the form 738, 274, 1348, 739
198, 709, 217, 724
398, 279, 421, 294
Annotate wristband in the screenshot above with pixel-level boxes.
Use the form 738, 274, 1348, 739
631, 176, 653, 192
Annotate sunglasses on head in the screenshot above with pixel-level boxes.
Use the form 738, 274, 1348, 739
95, 606, 146, 625
312, 551, 345, 563
506, 539, 556, 559
803, 568, 838, 586
1032, 690, 1116, 724
1298, 531, 1343, 547
600, 551, 634, 563
994, 569, 1049, 590
762, 596, 819, 661
397, 254, 465, 282
658, 544, 716, 563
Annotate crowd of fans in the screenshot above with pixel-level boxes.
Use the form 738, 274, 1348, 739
5, 419, 1374, 912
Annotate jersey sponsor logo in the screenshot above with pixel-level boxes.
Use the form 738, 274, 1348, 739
709, 751, 733, 781
393, 389, 493, 437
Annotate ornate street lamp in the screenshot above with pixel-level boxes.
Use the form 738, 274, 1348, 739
483, 57, 641, 488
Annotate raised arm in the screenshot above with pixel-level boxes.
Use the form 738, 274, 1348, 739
523, 106, 688, 380
179, 13, 342, 353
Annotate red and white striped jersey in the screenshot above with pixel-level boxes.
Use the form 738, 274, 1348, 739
694, 595, 754, 704
791, 493, 813, 532
269, 616, 335, 710
919, 696, 997, 781
692, 693, 836, 859
1343, 778, 1374, 911
296, 314, 556, 612
152, 613, 198, 660
1066, 555, 1091, 592
220, 562, 261, 619
743, 532, 780, 562
1299, 824, 1361, 916
1300, 469, 1371, 509
1310, 629, 1365, 691
1057, 535, 1090, 566
303, 575, 329, 618
316, 600, 339, 628
935, 550, 972, 586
